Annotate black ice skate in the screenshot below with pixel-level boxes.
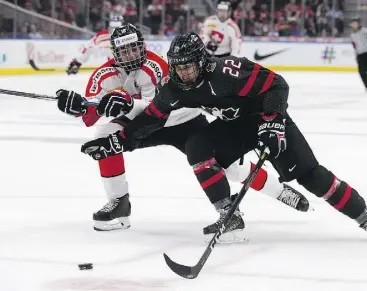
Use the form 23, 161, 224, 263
277, 184, 311, 212
93, 194, 131, 231
360, 221, 367, 231
203, 196, 247, 244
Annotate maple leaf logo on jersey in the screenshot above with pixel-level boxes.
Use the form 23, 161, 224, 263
160, 75, 170, 86
201, 106, 240, 121
210, 31, 224, 44
206, 62, 217, 72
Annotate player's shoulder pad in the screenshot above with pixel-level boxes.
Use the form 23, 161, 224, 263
140, 51, 168, 86
204, 15, 217, 26
205, 58, 220, 74
205, 56, 238, 79
93, 29, 110, 44
155, 74, 170, 91
226, 20, 242, 38
95, 29, 109, 37
206, 15, 217, 21
86, 62, 119, 96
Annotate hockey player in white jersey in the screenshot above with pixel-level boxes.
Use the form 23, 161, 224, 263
56, 24, 310, 239
200, 1, 242, 57
66, 15, 124, 75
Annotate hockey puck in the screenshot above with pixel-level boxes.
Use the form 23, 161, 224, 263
78, 263, 93, 270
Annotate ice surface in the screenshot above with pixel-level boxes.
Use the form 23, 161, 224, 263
0, 72, 367, 291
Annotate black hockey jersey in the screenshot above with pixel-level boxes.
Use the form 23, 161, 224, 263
125, 56, 289, 142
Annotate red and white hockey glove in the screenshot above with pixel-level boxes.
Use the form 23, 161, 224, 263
97, 89, 134, 118
66, 59, 82, 75
258, 113, 287, 159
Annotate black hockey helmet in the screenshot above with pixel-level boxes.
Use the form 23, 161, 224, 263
110, 23, 146, 72
167, 32, 208, 90
351, 16, 361, 23
350, 16, 362, 31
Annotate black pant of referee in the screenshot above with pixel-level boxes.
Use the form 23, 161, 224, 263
357, 52, 367, 89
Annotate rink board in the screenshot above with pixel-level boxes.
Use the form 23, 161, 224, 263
0, 39, 358, 75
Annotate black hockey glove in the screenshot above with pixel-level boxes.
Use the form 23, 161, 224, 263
206, 42, 218, 53
81, 130, 139, 160
258, 113, 287, 159
97, 90, 134, 117
56, 89, 87, 116
81, 131, 125, 160
66, 59, 82, 75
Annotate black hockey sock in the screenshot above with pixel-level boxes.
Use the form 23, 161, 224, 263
298, 165, 367, 222
321, 176, 366, 221
193, 158, 231, 204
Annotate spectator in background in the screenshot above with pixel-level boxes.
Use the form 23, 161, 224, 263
258, 3, 269, 23
28, 23, 43, 38
285, 0, 300, 22
3, 0, 348, 38
316, 0, 330, 36
18, 22, 30, 39
274, 15, 291, 36
174, 15, 186, 34
304, 15, 317, 37
147, 0, 163, 35
124, 0, 138, 24
326, 2, 344, 36
163, 14, 176, 36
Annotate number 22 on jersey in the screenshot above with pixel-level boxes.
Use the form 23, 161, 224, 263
222, 59, 241, 77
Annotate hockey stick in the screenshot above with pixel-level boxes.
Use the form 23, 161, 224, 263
29, 59, 97, 72
163, 146, 270, 279
0, 88, 98, 106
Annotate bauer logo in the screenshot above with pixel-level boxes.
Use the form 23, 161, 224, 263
114, 33, 138, 47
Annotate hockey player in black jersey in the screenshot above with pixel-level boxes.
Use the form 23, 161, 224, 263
81, 32, 367, 236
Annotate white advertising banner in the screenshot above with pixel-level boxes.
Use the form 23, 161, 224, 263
0, 39, 358, 75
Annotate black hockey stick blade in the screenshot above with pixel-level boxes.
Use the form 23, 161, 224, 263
29, 59, 55, 71
163, 253, 196, 279
163, 147, 270, 279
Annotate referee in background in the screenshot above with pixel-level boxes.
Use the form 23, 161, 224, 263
350, 17, 367, 91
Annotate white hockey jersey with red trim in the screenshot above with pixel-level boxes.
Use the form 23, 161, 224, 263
75, 30, 113, 64
200, 15, 242, 57
83, 50, 201, 127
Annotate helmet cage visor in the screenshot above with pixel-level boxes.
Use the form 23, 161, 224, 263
112, 33, 146, 71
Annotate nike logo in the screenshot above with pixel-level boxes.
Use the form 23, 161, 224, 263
254, 49, 289, 61
170, 100, 179, 107
289, 165, 296, 172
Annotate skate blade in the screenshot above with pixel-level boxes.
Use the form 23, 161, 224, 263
204, 229, 249, 244
94, 217, 131, 231
308, 205, 315, 212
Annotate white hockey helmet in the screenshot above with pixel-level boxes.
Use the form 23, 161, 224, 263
108, 15, 124, 33
217, 1, 232, 22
